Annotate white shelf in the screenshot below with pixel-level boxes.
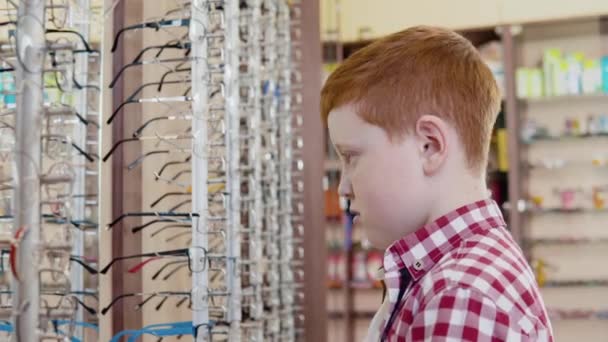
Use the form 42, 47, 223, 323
519, 93, 608, 104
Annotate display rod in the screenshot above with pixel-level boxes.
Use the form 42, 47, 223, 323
250, 1, 265, 340
225, 0, 242, 339
245, 0, 264, 341
190, 0, 210, 339
290, 1, 306, 337
13, 0, 46, 340
261, 1, 281, 338
239, 0, 265, 340
71, 0, 92, 337
277, 1, 295, 339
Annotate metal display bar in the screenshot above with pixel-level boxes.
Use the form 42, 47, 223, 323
240, 0, 265, 340
225, 1, 242, 339
277, 1, 296, 340
72, 0, 92, 336
288, 2, 306, 338
13, 0, 46, 340
190, 0, 210, 339
261, 2, 281, 339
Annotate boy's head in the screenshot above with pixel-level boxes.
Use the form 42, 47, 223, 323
322, 26, 500, 249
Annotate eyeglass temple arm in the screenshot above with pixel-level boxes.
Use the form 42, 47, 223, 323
107, 79, 187, 124
107, 212, 198, 229
111, 23, 150, 53
158, 64, 191, 91
108, 61, 141, 89
101, 293, 136, 315
102, 137, 138, 162
175, 296, 190, 309
69, 290, 99, 301
129, 79, 186, 99
134, 294, 158, 311
157, 41, 191, 59
150, 224, 190, 238
131, 219, 178, 234
106, 97, 135, 125
46, 29, 97, 53
150, 192, 190, 208
133, 116, 170, 138
166, 230, 192, 244
73, 76, 101, 91
69, 256, 98, 274
111, 18, 190, 52
46, 136, 96, 162
156, 156, 191, 178
100, 247, 190, 274
43, 293, 97, 315
127, 150, 170, 170
171, 169, 191, 181
127, 257, 161, 274
132, 43, 174, 64
152, 259, 187, 280
162, 263, 188, 281
132, 40, 190, 65
99, 251, 163, 275
155, 296, 170, 311
168, 199, 191, 213
72, 296, 97, 315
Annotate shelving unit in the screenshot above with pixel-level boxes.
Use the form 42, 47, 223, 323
506, 17, 608, 342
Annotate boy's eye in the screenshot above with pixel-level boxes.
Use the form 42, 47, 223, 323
343, 153, 357, 165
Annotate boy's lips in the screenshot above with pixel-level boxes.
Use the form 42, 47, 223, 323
350, 209, 361, 223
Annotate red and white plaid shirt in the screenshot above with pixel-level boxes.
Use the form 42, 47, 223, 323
376, 199, 553, 341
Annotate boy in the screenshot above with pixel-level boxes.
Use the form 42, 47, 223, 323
321, 26, 553, 341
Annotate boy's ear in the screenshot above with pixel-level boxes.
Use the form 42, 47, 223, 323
415, 115, 448, 175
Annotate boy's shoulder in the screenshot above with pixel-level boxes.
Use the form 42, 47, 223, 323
417, 225, 543, 317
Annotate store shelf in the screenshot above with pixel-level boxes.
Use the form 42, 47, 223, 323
523, 160, 608, 170
548, 308, 608, 320
518, 93, 608, 104
525, 237, 608, 245
541, 279, 608, 288
523, 207, 608, 214
524, 132, 608, 144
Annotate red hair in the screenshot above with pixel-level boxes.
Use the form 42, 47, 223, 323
321, 26, 500, 172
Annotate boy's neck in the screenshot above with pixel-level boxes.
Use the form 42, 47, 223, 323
425, 174, 489, 227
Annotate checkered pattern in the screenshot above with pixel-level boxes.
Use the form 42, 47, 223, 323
380, 199, 554, 341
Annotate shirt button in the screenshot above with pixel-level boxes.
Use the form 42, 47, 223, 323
413, 260, 424, 271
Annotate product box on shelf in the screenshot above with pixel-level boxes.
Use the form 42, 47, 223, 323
602, 56, 608, 93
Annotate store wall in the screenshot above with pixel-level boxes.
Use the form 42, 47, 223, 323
321, 0, 608, 42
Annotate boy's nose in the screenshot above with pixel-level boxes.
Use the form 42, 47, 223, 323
338, 175, 353, 199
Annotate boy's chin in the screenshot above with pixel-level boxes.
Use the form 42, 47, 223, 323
363, 228, 393, 251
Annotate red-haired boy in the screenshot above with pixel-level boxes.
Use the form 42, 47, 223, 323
322, 26, 553, 341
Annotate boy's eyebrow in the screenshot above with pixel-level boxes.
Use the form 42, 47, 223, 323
333, 143, 361, 154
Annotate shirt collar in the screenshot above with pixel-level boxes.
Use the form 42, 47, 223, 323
382, 199, 505, 302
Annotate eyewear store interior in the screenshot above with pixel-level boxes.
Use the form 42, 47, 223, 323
1, 0, 608, 342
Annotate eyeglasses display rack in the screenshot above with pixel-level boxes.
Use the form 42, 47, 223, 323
2, 0, 102, 340
100, 0, 305, 341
